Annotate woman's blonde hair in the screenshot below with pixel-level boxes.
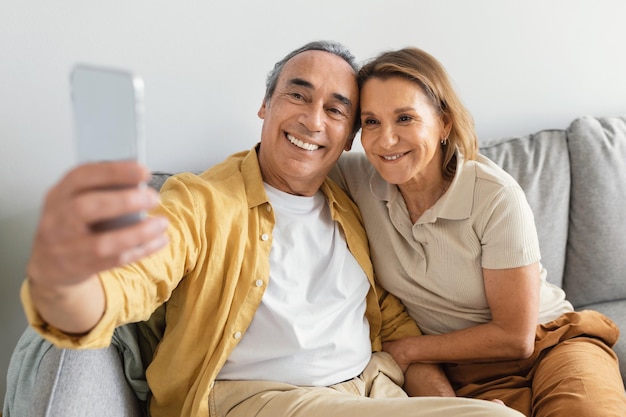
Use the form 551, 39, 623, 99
358, 47, 478, 180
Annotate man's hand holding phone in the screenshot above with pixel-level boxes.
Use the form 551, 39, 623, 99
28, 161, 168, 286
26, 161, 169, 335
24, 65, 169, 335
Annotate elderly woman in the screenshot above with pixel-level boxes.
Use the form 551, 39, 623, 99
332, 46, 626, 416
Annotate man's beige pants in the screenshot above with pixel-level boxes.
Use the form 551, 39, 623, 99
209, 352, 523, 417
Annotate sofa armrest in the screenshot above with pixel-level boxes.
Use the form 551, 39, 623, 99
32, 345, 143, 417
4, 327, 143, 417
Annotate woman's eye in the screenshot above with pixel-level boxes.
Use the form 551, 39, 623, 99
398, 115, 412, 122
363, 118, 378, 125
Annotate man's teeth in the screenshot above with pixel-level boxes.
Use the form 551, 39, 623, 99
287, 134, 320, 151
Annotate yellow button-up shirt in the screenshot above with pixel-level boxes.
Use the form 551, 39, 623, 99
22, 146, 421, 417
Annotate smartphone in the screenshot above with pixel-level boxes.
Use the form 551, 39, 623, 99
70, 64, 147, 231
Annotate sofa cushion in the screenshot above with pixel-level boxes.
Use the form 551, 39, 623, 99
564, 115, 626, 307
479, 130, 570, 288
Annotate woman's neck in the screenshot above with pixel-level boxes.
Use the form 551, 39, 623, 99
399, 176, 449, 223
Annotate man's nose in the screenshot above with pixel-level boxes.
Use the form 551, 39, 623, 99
299, 102, 324, 132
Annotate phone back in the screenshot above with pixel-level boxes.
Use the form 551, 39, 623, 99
71, 64, 145, 163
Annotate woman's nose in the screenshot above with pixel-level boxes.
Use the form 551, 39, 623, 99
379, 124, 399, 148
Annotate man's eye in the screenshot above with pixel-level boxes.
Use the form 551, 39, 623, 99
398, 115, 413, 122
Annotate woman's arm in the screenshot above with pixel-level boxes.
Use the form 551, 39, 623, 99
403, 362, 456, 397
384, 262, 540, 364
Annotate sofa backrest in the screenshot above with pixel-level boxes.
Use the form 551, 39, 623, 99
564, 115, 626, 307
148, 171, 176, 191
479, 129, 571, 289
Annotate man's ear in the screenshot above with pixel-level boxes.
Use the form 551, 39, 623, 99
344, 132, 356, 151
258, 100, 267, 119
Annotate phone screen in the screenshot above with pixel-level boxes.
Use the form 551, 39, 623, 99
71, 64, 145, 163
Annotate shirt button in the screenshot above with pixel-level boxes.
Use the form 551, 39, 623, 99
233, 331, 242, 339
266, 205, 272, 212
261, 233, 269, 241
255, 279, 264, 287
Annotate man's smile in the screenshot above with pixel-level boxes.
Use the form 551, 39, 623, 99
287, 133, 321, 151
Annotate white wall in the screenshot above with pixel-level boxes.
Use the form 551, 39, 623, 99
2, 0, 625, 402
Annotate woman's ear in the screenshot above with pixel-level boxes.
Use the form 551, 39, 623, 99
441, 115, 452, 139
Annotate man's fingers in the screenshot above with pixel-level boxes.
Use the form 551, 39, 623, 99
119, 234, 170, 266
29, 214, 169, 286
56, 161, 151, 199
72, 186, 160, 227
89, 216, 170, 272
27, 161, 168, 287
88, 215, 169, 260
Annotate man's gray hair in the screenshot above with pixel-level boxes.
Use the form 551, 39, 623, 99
264, 40, 359, 101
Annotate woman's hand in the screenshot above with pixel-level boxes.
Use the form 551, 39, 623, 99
383, 338, 414, 372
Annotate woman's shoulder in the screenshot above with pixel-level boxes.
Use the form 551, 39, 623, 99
468, 153, 521, 189
336, 151, 372, 173
330, 152, 375, 195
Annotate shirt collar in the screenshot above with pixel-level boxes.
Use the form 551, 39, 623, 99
241, 145, 270, 209
241, 144, 349, 214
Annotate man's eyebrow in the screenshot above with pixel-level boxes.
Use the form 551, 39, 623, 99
333, 93, 353, 110
288, 77, 314, 89
288, 77, 353, 109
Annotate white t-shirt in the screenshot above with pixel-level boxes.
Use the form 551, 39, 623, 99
217, 183, 371, 386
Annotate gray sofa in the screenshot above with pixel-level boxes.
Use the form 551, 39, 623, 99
3, 115, 626, 416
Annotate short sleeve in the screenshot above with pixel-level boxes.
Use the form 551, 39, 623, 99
479, 184, 542, 270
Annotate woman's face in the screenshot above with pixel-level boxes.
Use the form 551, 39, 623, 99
359, 76, 449, 186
